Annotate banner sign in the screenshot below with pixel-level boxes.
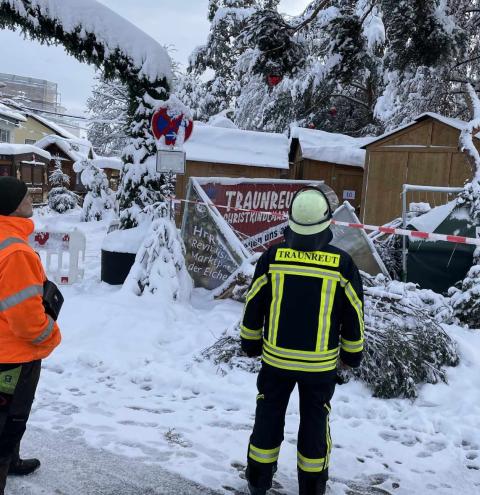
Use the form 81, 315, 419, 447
196, 179, 338, 252
181, 181, 249, 290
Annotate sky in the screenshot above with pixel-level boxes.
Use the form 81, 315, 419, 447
0, 0, 311, 116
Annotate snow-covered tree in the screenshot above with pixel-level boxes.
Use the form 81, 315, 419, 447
74, 159, 114, 222
47, 157, 79, 213
190, 0, 480, 135
450, 249, 480, 328
187, 0, 258, 120
86, 74, 129, 156
124, 205, 193, 301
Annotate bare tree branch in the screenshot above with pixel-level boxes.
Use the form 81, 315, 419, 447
331, 93, 370, 109
290, 0, 332, 34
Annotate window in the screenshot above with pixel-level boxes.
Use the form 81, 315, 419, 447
0, 129, 10, 143
25, 139, 36, 145
0, 165, 11, 177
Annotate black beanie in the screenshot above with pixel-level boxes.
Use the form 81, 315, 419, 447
0, 177, 28, 216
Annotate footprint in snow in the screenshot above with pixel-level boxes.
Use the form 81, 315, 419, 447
379, 431, 400, 442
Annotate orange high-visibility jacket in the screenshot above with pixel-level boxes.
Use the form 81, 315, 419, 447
0, 216, 61, 363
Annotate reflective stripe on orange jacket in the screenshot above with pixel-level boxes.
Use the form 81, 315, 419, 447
0, 216, 61, 363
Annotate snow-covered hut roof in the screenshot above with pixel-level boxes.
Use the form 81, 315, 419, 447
0, 101, 76, 138
92, 156, 123, 171
0, 143, 51, 160
0, 102, 27, 123
3, 0, 172, 83
362, 112, 480, 148
184, 122, 290, 169
291, 127, 372, 168
35, 135, 94, 162
28, 113, 76, 139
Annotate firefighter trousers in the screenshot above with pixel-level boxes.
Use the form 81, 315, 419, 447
0, 360, 41, 494
246, 364, 335, 491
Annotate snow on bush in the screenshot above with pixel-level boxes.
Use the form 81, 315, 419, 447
200, 272, 459, 398
449, 250, 480, 329
124, 206, 192, 302
349, 274, 459, 399
47, 158, 78, 213
74, 159, 114, 222
374, 234, 403, 280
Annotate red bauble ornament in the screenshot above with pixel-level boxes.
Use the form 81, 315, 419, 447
308, 123, 315, 129
267, 75, 282, 87
329, 106, 338, 117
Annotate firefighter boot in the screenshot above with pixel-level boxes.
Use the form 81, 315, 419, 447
248, 482, 267, 495
298, 471, 327, 495
8, 458, 41, 476
0, 462, 9, 495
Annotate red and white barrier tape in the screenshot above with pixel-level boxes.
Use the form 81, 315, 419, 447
171, 197, 480, 247
331, 220, 480, 247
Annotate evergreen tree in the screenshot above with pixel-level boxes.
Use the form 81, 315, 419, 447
86, 74, 129, 156
74, 158, 114, 222
47, 157, 79, 214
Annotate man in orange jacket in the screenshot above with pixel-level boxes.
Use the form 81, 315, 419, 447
0, 177, 61, 494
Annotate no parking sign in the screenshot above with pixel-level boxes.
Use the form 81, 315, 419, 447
151, 107, 193, 146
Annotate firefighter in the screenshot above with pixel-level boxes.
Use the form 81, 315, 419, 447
0, 177, 62, 494
241, 187, 364, 495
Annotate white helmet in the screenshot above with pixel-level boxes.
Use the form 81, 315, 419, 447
288, 187, 332, 236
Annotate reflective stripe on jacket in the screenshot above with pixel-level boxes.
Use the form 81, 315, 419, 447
241, 243, 364, 373
0, 216, 61, 363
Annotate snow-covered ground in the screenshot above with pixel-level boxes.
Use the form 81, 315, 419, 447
24, 210, 480, 494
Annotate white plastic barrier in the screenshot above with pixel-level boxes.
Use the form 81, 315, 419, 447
30, 230, 86, 285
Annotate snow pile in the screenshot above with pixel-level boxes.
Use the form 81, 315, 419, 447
124, 215, 192, 302
184, 122, 290, 169
73, 159, 114, 221
1, 0, 172, 83
291, 126, 373, 167
102, 223, 149, 254
207, 110, 238, 129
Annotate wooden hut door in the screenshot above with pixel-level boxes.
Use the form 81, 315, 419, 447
335, 171, 363, 213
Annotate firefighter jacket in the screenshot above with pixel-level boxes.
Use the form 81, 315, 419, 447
240, 242, 364, 374
0, 216, 61, 364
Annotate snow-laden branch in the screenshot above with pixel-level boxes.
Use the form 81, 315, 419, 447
0, 0, 173, 83
460, 83, 480, 182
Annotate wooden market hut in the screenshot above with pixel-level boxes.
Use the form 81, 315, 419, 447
360, 113, 475, 226
0, 143, 51, 203
35, 135, 95, 193
177, 122, 292, 199
289, 127, 372, 213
